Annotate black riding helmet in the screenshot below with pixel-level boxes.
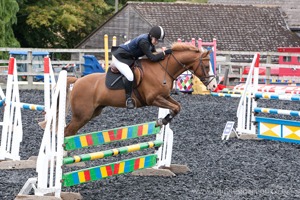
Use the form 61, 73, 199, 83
149, 26, 165, 42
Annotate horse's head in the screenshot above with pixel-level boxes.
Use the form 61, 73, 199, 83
195, 49, 218, 91
170, 43, 217, 92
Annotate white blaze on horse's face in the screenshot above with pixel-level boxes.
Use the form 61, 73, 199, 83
199, 47, 217, 92
206, 62, 218, 91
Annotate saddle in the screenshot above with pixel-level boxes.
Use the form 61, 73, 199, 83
105, 61, 143, 90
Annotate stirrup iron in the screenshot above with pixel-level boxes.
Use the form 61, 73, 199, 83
126, 98, 135, 109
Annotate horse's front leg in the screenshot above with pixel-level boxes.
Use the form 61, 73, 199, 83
151, 96, 181, 126
157, 110, 175, 126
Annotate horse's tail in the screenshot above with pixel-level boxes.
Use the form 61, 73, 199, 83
65, 76, 78, 113
38, 76, 78, 130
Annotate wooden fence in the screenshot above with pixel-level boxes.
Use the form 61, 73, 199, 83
0, 48, 300, 89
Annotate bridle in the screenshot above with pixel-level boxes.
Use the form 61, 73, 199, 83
159, 51, 216, 87
195, 56, 216, 86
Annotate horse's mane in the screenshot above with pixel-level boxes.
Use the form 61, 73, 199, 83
171, 42, 200, 52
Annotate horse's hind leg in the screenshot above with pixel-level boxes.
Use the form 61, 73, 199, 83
64, 107, 93, 137
92, 106, 105, 118
64, 106, 104, 137
64, 117, 90, 137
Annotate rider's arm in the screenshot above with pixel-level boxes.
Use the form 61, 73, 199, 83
139, 39, 165, 62
151, 45, 156, 52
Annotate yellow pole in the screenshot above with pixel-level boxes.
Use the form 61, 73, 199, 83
112, 36, 117, 46
104, 34, 109, 72
111, 36, 117, 66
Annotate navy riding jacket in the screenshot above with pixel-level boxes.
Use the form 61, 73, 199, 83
112, 34, 165, 66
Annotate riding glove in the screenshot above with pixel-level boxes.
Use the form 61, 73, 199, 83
164, 49, 172, 55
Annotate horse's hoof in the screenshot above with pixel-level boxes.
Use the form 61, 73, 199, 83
38, 120, 47, 130
63, 150, 69, 157
155, 118, 163, 127
162, 118, 169, 125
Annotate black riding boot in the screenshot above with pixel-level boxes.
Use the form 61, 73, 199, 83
122, 77, 135, 109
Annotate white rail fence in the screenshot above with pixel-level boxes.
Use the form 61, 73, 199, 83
0, 48, 107, 89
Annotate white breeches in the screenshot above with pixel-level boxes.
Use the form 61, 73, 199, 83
112, 58, 134, 81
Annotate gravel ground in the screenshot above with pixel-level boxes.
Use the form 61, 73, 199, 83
1, 90, 300, 200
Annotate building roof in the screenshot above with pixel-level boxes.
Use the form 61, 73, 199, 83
208, 0, 300, 30
77, 2, 300, 52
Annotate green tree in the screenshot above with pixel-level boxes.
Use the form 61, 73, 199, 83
0, 0, 20, 47
14, 0, 112, 48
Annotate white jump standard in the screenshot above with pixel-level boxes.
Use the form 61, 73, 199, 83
0, 56, 55, 169
234, 53, 300, 143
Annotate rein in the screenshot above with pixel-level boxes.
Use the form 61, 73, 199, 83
158, 55, 175, 81
158, 51, 216, 86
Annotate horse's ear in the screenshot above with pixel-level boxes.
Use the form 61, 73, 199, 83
203, 50, 212, 57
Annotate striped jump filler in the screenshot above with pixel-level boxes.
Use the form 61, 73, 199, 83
19, 103, 45, 111
63, 140, 163, 164
0, 100, 45, 111
255, 92, 300, 101
64, 121, 160, 151
63, 155, 157, 187
254, 107, 300, 116
60, 120, 169, 187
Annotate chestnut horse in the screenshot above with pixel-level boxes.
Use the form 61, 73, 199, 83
57, 42, 217, 136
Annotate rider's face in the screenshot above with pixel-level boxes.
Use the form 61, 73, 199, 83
151, 37, 159, 46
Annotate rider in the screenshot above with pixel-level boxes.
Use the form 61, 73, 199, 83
111, 26, 172, 109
